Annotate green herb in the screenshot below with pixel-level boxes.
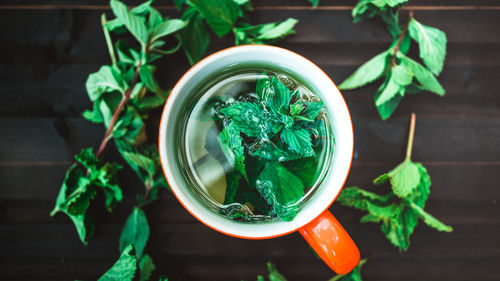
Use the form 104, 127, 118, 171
337, 114, 452, 250
214, 73, 325, 221
119, 207, 150, 258
139, 254, 156, 281
176, 0, 298, 64
308, 0, 320, 8
339, 1, 447, 120
98, 244, 137, 281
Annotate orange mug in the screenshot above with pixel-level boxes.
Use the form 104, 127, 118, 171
159, 45, 359, 274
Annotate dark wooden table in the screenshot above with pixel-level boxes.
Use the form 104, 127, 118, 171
1, 1, 499, 280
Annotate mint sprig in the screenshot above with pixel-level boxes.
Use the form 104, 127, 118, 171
176, 0, 298, 65
337, 114, 452, 251
215, 73, 325, 221
339, 1, 447, 120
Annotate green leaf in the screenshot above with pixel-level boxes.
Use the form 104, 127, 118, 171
68, 213, 95, 245
220, 102, 267, 138
188, 0, 240, 37
309, 0, 320, 8
98, 244, 137, 281
407, 200, 453, 232
353, 0, 408, 22
400, 54, 445, 96
267, 262, 288, 281
286, 156, 318, 188
122, 151, 156, 179
270, 76, 293, 114
148, 7, 163, 29
338, 51, 389, 90
119, 207, 150, 258
374, 77, 403, 121
337, 187, 392, 214
110, 0, 149, 46
218, 123, 248, 181
224, 171, 242, 204
139, 254, 156, 281
280, 127, 313, 156
82, 104, 104, 124
86, 66, 128, 101
256, 18, 298, 41
328, 259, 366, 281
300, 101, 323, 120
139, 64, 165, 96
177, 7, 211, 65
256, 162, 305, 221
374, 159, 421, 198
408, 18, 447, 75
374, 64, 412, 106
150, 19, 187, 42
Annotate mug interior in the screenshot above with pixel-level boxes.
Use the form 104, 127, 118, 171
159, 45, 353, 239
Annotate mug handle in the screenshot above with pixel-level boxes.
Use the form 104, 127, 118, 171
298, 210, 360, 274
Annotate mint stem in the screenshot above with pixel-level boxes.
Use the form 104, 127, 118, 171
391, 11, 413, 67
96, 65, 141, 158
406, 113, 416, 160
101, 14, 117, 67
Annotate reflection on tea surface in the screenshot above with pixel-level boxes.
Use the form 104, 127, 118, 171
183, 70, 332, 222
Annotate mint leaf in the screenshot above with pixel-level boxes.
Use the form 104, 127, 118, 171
286, 156, 318, 188
150, 18, 187, 43
408, 18, 447, 75
224, 171, 242, 204
266, 262, 288, 281
86, 66, 128, 101
399, 54, 445, 96
119, 207, 150, 258
374, 64, 412, 106
256, 162, 305, 221
300, 101, 323, 121
221, 102, 269, 138
352, 0, 408, 22
98, 244, 137, 281
234, 18, 298, 45
374, 77, 403, 120
270, 76, 293, 114
110, 0, 149, 46
309, 0, 320, 8
188, 0, 240, 37
177, 7, 211, 65
148, 7, 163, 29
139, 254, 156, 281
83, 104, 105, 124
407, 200, 453, 232
139, 64, 165, 96
329, 258, 366, 281
68, 213, 95, 245
374, 159, 421, 198
218, 123, 248, 181
338, 51, 389, 90
280, 127, 313, 156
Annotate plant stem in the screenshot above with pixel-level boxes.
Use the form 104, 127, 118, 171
101, 14, 117, 67
96, 65, 141, 158
406, 113, 416, 160
391, 11, 413, 67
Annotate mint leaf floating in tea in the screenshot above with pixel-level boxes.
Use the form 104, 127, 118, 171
257, 161, 305, 221
337, 114, 452, 251
185, 71, 328, 222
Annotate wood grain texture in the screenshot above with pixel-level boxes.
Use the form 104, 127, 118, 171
0, 1, 499, 281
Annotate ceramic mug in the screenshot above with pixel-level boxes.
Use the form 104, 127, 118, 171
159, 45, 359, 274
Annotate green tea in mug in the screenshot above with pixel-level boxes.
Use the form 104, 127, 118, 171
179, 68, 334, 222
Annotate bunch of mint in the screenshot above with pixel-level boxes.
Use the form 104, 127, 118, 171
50, 0, 298, 279
338, 114, 452, 251
213, 73, 325, 221
339, 0, 447, 120
175, 0, 298, 65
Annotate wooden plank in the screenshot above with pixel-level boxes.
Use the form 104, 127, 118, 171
0, 62, 499, 117
1, 223, 499, 262
1, 10, 499, 49
1, 116, 499, 162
